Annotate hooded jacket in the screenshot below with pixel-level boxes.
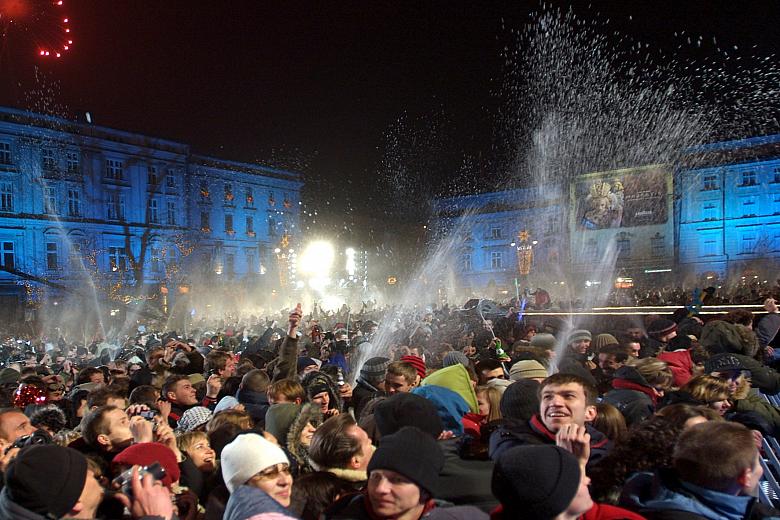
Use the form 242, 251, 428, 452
620, 471, 779, 520
420, 364, 478, 413
326, 493, 488, 520
602, 365, 658, 426
301, 371, 343, 413
657, 349, 694, 387
437, 437, 498, 512
235, 387, 271, 427
488, 414, 611, 470
700, 320, 759, 358
224, 484, 299, 520
286, 403, 324, 476
412, 385, 471, 436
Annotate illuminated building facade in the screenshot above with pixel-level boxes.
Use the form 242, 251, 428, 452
0, 107, 301, 315
435, 134, 780, 298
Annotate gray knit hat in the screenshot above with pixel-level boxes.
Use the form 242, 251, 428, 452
530, 333, 556, 350
359, 357, 391, 385
442, 351, 470, 368
567, 329, 592, 344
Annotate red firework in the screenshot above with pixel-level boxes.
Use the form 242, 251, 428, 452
0, 0, 73, 59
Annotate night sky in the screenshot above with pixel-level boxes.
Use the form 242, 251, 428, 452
1, 1, 779, 247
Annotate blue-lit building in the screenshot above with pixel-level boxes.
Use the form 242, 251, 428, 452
677, 134, 780, 284
0, 107, 302, 319
432, 186, 567, 299
435, 134, 780, 298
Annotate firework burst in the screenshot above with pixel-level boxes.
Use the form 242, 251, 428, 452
0, 0, 73, 59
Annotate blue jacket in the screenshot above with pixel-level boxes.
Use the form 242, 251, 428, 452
620, 471, 778, 520
224, 485, 299, 520
412, 385, 470, 436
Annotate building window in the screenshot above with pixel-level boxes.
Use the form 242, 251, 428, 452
490, 226, 502, 239
702, 174, 718, 191
150, 246, 162, 273
1, 241, 14, 269
225, 254, 235, 278
200, 181, 210, 200
200, 211, 210, 231
224, 184, 234, 202
651, 235, 665, 257
105, 159, 124, 180
107, 192, 125, 220
741, 234, 757, 254
46, 242, 58, 270
66, 152, 80, 175
0, 142, 10, 165
108, 246, 127, 272
69, 242, 82, 269
246, 250, 256, 273
741, 170, 757, 186
147, 167, 158, 186
246, 188, 254, 207
268, 216, 277, 237
545, 217, 559, 235
0, 182, 13, 212
225, 214, 234, 233
246, 215, 254, 235
67, 189, 81, 217
166, 169, 176, 188
617, 236, 631, 258
166, 201, 176, 225
462, 253, 472, 271
702, 202, 719, 221
700, 238, 718, 257
490, 251, 503, 269
741, 196, 757, 217
774, 167, 780, 184
42, 149, 57, 171
44, 186, 57, 214
147, 199, 159, 224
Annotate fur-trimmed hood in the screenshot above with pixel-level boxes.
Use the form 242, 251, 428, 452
300, 371, 343, 412
286, 402, 324, 465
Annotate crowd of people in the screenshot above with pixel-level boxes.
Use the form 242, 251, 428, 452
0, 294, 780, 519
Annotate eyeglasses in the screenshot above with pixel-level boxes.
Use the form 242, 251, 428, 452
254, 463, 290, 480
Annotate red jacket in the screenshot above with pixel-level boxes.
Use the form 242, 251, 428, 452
657, 349, 694, 387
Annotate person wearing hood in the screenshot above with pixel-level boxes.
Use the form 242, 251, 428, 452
602, 359, 674, 426
489, 373, 611, 472
326, 426, 488, 520
236, 368, 272, 427
301, 371, 343, 417
558, 330, 598, 387
353, 357, 390, 419
620, 421, 778, 520
374, 392, 498, 512
266, 401, 324, 477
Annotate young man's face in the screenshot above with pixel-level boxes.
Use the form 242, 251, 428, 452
169, 380, 198, 406
0, 411, 36, 445
480, 367, 505, 384
347, 424, 374, 471
626, 342, 641, 357
384, 374, 414, 395
598, 354, 622, 374
102, 408, 133, 451
539, 383, 596, 432
368, 469, 424, 519
569, 339, 591, 355
220, 357, 237, 378
741, 451, 764, 496
311, 391, 330, 412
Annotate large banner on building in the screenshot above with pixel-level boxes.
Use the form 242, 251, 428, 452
574, 166, 669, 230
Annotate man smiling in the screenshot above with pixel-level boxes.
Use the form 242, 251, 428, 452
489, 373, 611, 470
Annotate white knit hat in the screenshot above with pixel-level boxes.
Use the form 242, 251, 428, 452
221, 433, 289, 493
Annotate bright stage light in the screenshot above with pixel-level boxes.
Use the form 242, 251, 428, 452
299, 241, 335, 275
345, 247, 356, 276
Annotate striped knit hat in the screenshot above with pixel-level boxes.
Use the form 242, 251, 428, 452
400, 355, 427, 379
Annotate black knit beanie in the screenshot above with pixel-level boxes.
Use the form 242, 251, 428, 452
499, 379, 541, 421
492, 445, 581, 518
368, 426, 445, 496
5, 444, 88, 518
373, 392, 445, 438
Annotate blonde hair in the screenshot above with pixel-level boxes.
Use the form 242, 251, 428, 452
682, 375, 731, 404
476, 385, 502, 422
177, 430, 209, 454
627, 357, 674, 390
